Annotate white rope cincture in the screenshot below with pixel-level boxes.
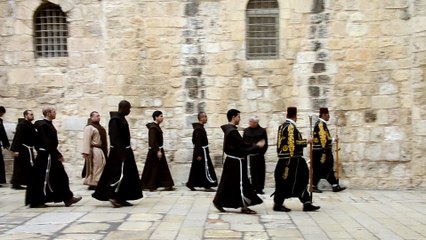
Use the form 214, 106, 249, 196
22, 144, 34, 166
202, 145, 216, 183
109, 145, 131, 193
41, 149, 53, 196
110, 145, 131, 149
110, 161, 125, 193
226, 154, 251, 207
246, 154, 257, 185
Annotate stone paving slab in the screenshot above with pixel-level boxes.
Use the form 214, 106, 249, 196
0, 183, 425, 240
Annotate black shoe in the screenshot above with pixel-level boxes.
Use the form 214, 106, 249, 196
186, 183, 196, 191
312, 185, 323, 193
332, 185, 346, 192
12, 185, 26, 190
164, 186, 176, 191
273, 204, 291, 212
87, 186, 96, 190
119, 201, 133, 207
64, 196, 82, 207
303, 203, 320, 212
109, 198, 122, 208
213, 202, 226, 212
30, 204, 47, 208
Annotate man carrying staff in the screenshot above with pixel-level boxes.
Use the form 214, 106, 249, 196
213, 109, 265, 214
312, 107, 346, 193
273, 107, 320, 212
186, 112, 218, 192
81, 111, 107, 190
243, 116, 268, 194
10, 110, 36, 190
92, 100, 143, 207
26, 106, 82, 208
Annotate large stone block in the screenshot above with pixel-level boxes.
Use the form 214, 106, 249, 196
413, 120, 426, 136
64, 117, 87, 131
346, 13, 368, 37
5, 35, 32, 52
371, 96, 399, 109
7, 68, 34, 84
14, 19, 32, 35
296, 51, 316, 63
379, 83, 398, 95
16, 1, 38, 20
413, 16, 426, 33
364, 143, 382, 161
292, 63, 311, 75
383, 0, 409, 9
384, 126, 405, 140
380, 20, 412, 36
293, 0, 315, 13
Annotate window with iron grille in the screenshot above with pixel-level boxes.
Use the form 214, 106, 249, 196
246, 0, 279, 60
34, 2, 68, 58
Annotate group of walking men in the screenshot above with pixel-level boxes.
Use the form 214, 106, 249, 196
0, 102, 345, 212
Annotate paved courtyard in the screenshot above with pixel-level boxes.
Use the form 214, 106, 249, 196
0, 183, 425, 240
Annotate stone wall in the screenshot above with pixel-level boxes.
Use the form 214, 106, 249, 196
0, 0, 425, 189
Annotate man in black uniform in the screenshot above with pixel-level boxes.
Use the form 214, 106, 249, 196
0, 106, 9, 187
243, 116, 268, 194
10, 110, 36, 190
213, 109, 265, 214
26, 106, 82, 208
93, 100, 143, 207
186, 112, 217, 191
141, 110, 175, 191
273, 107, 320, 212
312, 107, 346, 193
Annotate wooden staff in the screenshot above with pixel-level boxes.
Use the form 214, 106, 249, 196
335, 117, 340, 181
308, 114, 314, 199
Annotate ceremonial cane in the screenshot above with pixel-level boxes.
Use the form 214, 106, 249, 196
308, 114, 314, 201
335, 117, 340, 182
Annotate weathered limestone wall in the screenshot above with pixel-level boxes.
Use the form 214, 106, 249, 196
0, 0, 424, 189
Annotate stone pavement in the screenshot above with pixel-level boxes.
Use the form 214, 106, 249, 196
0, 183, 425, 240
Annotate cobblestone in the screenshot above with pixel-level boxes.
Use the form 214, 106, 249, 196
0, 183, 424, 239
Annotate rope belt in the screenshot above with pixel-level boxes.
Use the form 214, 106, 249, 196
148, 146, 163, 150
202, 145, 216, 184
22, 144, 34, 166
110, 161, 125, 193
110, 145, 131, 149
108, 146, 131, 192
246, 153, 259, 185
225, 153, 251, 207
38, 148, 53, 195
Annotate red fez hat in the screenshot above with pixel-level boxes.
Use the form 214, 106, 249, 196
319, 107, 329, 115
287, 107, 297, 118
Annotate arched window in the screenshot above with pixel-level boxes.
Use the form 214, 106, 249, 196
246, 0, 279, 59
33, 2, 68, 58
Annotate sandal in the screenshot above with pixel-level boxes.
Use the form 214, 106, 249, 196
213, 202, 226, 212
241, 207, 256, 214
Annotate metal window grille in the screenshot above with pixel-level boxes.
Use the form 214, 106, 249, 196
246, 0, 279, 59
34, 3, 68, 58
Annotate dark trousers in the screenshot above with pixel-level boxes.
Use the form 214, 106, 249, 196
274, 187, 311, 205
0, 150, 6, 183
313, 150, 338, 186
273, 157, 311, 205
